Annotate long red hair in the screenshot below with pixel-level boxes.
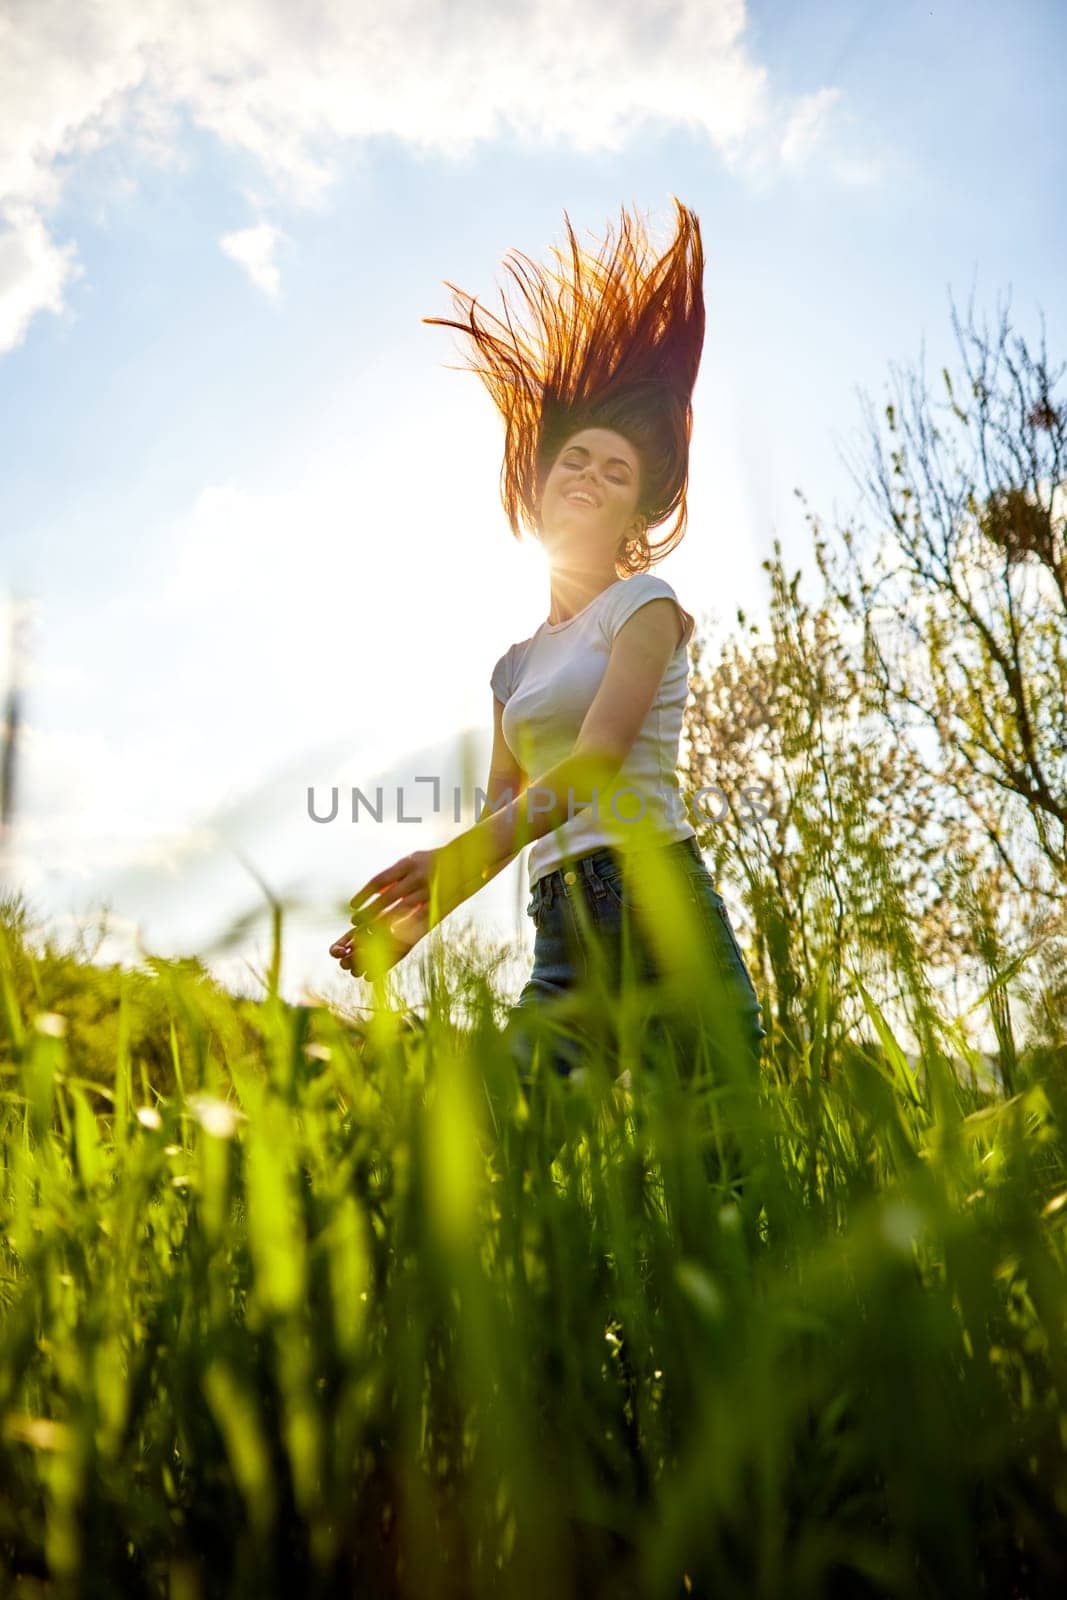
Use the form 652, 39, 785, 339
423, 197, 706, 576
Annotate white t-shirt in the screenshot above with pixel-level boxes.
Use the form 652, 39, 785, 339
490, 572, 698, 889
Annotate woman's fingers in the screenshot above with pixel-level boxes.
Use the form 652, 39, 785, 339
328, 915, 400, 978
349, 857, 414, 916
329, 928, 366, 975
349, 852, 437, 925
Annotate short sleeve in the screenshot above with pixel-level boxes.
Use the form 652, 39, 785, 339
601, 574, 695, 651
490, 647, 512, 704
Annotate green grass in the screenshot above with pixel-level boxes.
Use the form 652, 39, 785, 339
1, 889, 1066, 1599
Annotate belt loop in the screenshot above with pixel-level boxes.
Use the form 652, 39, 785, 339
582, 854, 606, 900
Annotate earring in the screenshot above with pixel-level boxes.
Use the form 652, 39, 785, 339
617, 522, 650, 573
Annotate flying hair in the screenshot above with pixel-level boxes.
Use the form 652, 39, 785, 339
422, 196, 706, 575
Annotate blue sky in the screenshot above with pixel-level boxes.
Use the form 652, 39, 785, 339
1, 0, 1064, 1002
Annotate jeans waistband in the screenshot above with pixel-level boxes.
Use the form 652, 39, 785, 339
530, 833, 705, 911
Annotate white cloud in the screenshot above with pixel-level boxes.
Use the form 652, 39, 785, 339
780, 87, 841, 168
0, 0, 860, 353
778, 86, 887, 187
219, 220, 284, 298
0, 203, 82, 351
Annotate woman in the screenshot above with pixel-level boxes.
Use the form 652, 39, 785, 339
329, 198, 766, 1094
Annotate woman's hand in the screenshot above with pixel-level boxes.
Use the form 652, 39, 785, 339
328, 849, 439, 979
329, 900, 429, 979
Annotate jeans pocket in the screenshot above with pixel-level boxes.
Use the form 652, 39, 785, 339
713, 900, 766, 1044
589, 854, 634, 913
708, 890, 750, 977
688, 881, 761, 997
526, 891, 547, 933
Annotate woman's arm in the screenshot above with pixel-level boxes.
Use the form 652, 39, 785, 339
478, 693, 528, 824
328, 693, 528, 976
444, 695, 529, 900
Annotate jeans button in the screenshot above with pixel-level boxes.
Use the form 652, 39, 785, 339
563, 869, 577, 885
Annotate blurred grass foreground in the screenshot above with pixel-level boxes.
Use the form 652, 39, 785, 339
1, 882, 1067, 1600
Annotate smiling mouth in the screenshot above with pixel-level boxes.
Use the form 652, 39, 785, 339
565, 492, 600, 508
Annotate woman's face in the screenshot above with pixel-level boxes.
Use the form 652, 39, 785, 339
538, 427, 643, 566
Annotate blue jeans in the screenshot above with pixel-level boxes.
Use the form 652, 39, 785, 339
502, 835, 767, 1091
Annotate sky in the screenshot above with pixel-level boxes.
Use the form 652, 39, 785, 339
0, 0, 1064, 1007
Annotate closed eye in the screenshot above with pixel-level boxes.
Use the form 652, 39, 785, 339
564, 460, 627, 485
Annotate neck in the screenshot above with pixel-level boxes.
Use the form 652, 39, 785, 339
546, 562, 620, 626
